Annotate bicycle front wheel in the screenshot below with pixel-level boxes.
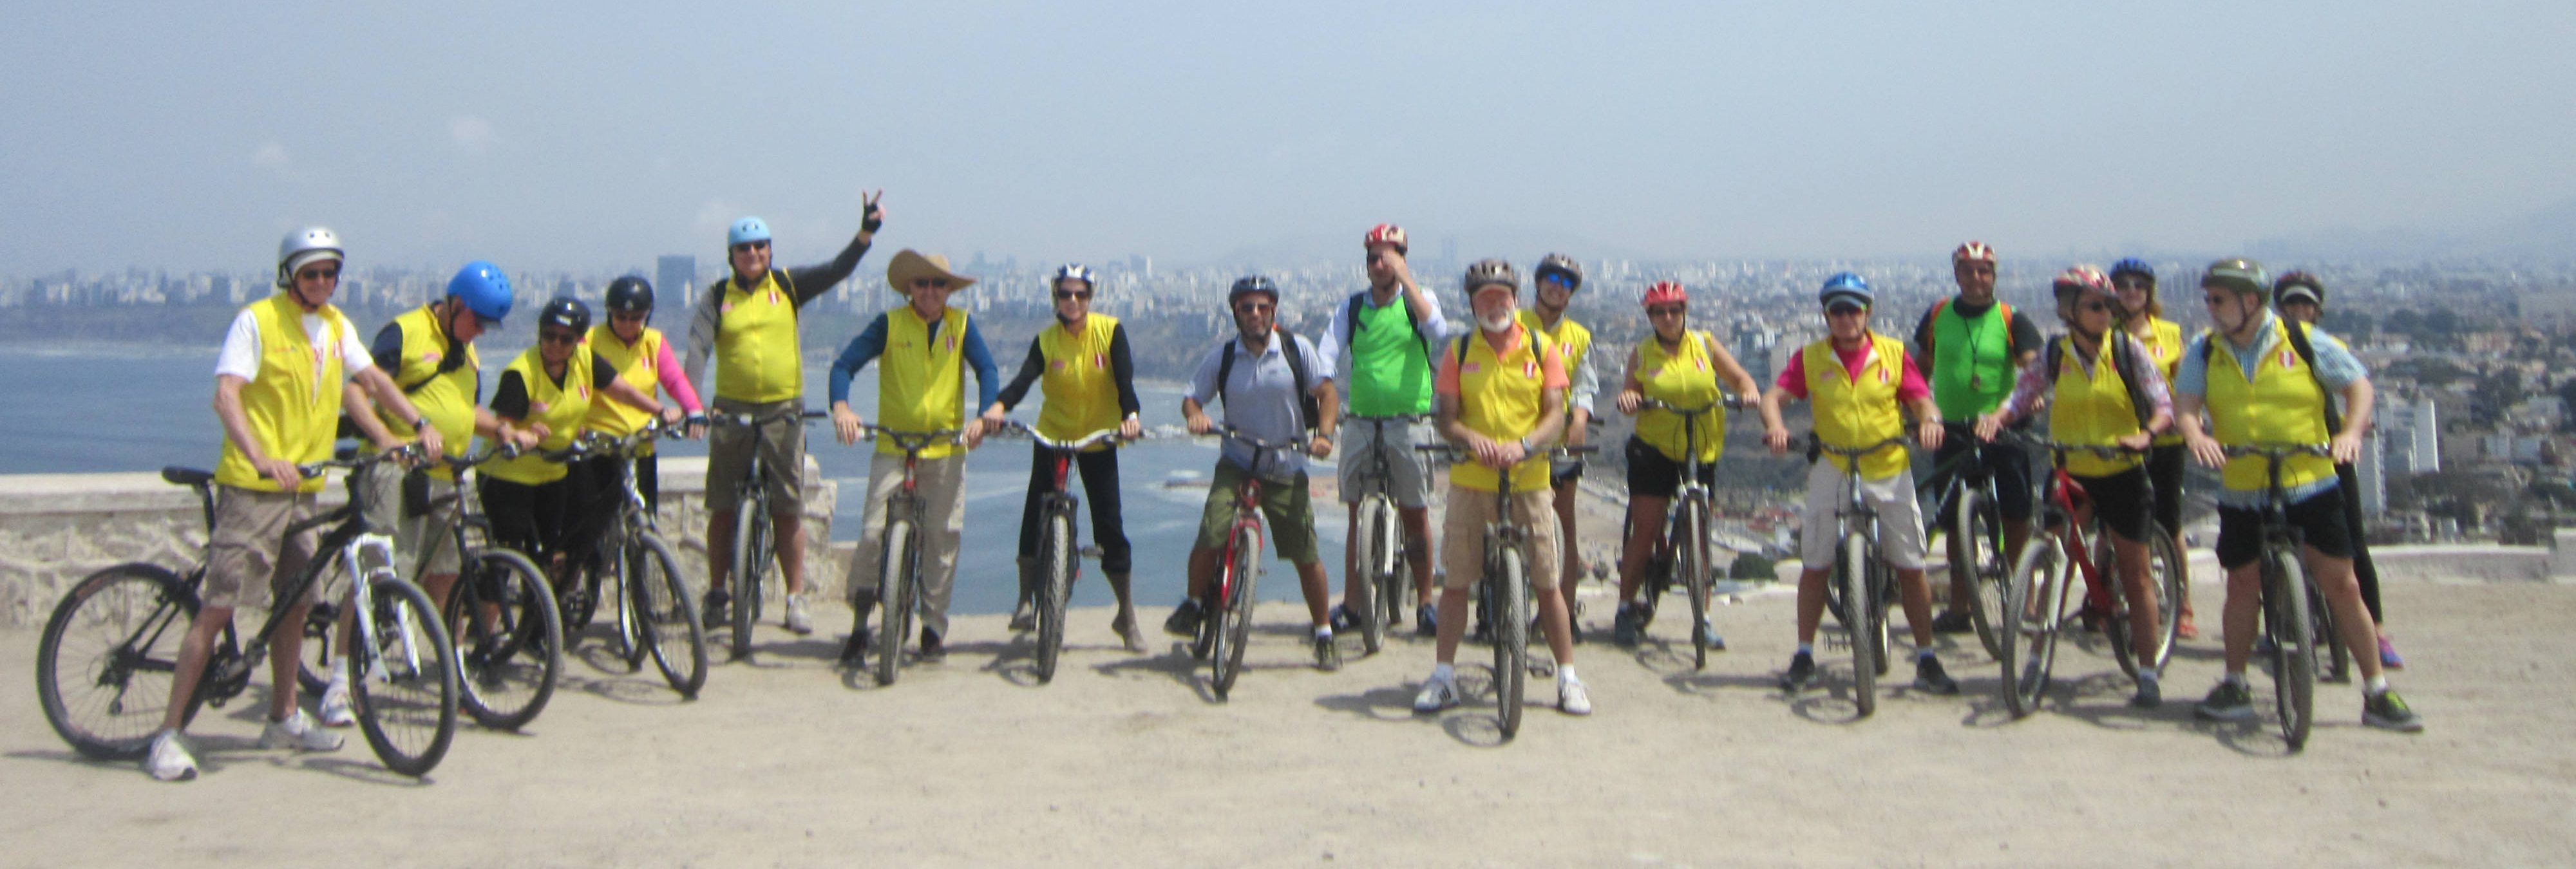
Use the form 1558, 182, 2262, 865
1359, 496, 1396, 656
1034, 510, 1076, 684
1212, 527, 1262, 700
1493, 547, 1530, 740
2002, 539, 2064, 718
352, 577, 460, 778
2307, 573, 2350, 685
2108, 529, 2185, 680
2266, 546, 2316, 751
1951, 487, 2008, 660
631, 534, 707, 698
1837, 532, 1877, 717
873, 519, 916, 687
1680, 498, 1714, 671
730, 505, 769, 662
37, 564, 200, 760
447, 549, 561, 731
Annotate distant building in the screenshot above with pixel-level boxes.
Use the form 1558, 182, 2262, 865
657, 256, 695, 305
2379, 397, 2440, 476
2356, 429, 2388, 516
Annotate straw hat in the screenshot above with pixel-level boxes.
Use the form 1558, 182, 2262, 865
886, 249, 977, 295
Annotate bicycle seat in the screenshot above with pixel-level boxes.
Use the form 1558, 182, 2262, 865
161, 466, 214, 487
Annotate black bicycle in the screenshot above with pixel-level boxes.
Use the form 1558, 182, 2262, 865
1003, 421, 1122, 684
1632, 396, 1752, 670
1813, 435, 1911, 718
708, 408, 831, 663
37, 447, 460, 776
1343, 413, 1428, 656
1921, 434, 2018, 660
855, 424, 965, 687
2222, 442, 2338, 751
1416, 442, 1596, 740
542, 427, 708, 698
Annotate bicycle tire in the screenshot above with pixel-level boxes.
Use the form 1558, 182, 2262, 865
351, 577, 460, 778
1034, 510, 1075, 684
1493, 547, 1530, 740
632, 533, 707, 698
446, 548, 561, 731
1838, 532, 1877, 717
1374, 501, 1408, 649
2099, 531, 2139, 680
2264, 545, 2316, 751
730, 504, 767, 662
1952, 487, 2008, 660
1213, 527, 1262, 700
1681, 496, 1713, 671
612, 539, 645, 670
558, 549, 604, 639
2307, 574, 2350, 684
873, 519, 916, 687
1867, 538, 1892, 678
1359, 496, 1395, 656
37, 564, 202, 760
2145, 530, 2184, 676
2001, 539, 2063, 718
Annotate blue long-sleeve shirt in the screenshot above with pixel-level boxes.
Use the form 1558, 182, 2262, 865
828, 311, 1000, 409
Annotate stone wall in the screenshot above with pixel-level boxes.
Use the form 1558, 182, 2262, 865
0, 458, 834, 628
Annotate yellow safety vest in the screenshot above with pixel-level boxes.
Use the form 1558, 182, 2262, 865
1518, 309, 1593, 447
215, 294, 351, 494
1801, 333, 1909, 479
712, 270, 803, 404
2130, 317, 2186, 447
2047, 335, 2147, 477
368, 304, 481, 480
876, 305, 969, 460
1634, 331, 1727, 464
1034, 315, 1122, 449
1447, 325, 1553, 493
586, 324, 667, 454
486, 344, 600, 485
2203, 319, 2335, 492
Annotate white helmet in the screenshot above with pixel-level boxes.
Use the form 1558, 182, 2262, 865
276, 227, 345, 288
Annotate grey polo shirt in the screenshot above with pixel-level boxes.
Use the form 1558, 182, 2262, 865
1188, 331, 1334, 478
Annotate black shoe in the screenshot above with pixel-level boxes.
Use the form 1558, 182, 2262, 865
1613, 604, 1643, 648
1009, 601, 1036, 633
1781, 651, 1817, 693
701, 589, 731, 628
1930, 609, 1975, 634
1329, 603, 1359, 633
1415, 603, 1438, 637
838, 626, 871, 669
1314, 634, 1342, 672
1913, 655, 1960, 695
1164, 600, 1205, 637
918, 628, 945, 663
2129, 677, 2162, 708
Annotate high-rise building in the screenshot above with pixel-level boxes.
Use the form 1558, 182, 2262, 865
657, 256, 696, 305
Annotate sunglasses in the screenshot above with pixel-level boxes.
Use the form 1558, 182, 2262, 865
539, 330, 582, 346
2201, 293, 2234, 307
611, 311, 648, 322
296, 267, 340, 281
910, 278, 951, 290
1054, 290, 1092, 301
2078, 301, 2112, 313
1826, 304, 1868, 317
2115, 278, 2152, 291
473, 312, 501, 330
1646, 305, 1686, 317
1234, 302, 1274, 314
730, 240, 769, 254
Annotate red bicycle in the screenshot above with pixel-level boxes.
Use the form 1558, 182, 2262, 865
1193, 426, 1307, 700
2000, 436, 2184, 718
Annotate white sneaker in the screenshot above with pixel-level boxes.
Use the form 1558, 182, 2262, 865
259, 710, 345, 752
317, 682, 355, 727
1412, 677, 1461, 714
1558, 677, 1594, 716
144, 730, 196, 782
783, 594, 814, 635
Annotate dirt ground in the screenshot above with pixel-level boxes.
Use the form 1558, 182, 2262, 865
7, 557, 2574, 868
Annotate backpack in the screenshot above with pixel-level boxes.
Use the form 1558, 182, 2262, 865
2043, 332, 2157, 429
1215, 330, 1320, 433
1344, 291, 1435, 371
2195, 318, 2342, 434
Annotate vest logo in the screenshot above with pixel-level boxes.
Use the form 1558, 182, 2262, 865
1878, 366, 1890, 384
944, 334, 956, 353
1522, 358, 1538, 378
1093, 353, 1105, 369
578, 385, 591, 400
1050, 359, 1067, 371
2278, 349, 2297, 369
1463, 362, 1483, 375
721, 301, 735, 314
767, 290, 781, 305
421, 351, 441, 364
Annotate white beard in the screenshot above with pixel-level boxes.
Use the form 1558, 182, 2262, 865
1478, 311, 1515, 333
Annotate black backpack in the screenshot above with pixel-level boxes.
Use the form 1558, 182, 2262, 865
1215, 330, 1320, 433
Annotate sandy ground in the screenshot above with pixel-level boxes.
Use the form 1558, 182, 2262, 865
8, 552, 2576, 868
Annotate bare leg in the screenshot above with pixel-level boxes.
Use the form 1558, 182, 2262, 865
1895, 568, 1938, 649
775, 507, 805, 596
1539, 586, 1576, 664
1616, 496, 1669, 604
2112, 536, 2161, 664
2304, 548, 2385, 682
705, 509, 735, 597
1295, 561, 1332, 628
1431, 586, 1473, 663
158, 607, 236, 732
268, 601, 312, 720
2221, 563, 2262, 673
1400, 507, 1434, 606
1794, 568, 1830, 645
1186, 547, 1219, 601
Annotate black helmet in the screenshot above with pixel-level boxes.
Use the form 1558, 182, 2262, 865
1534, 253, 1583, 290
604, 276, 654, 315
1227, 276, 1279, 306
538, 296, 592, 334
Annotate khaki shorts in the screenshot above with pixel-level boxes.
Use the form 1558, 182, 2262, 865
1193, 460, 1321, 565
1799, 461, 1925, 570
1440, 483, 1562, 591
705, 397, 806, 514
359, 462, 460, 575
204, 486, 323, 611
1337, 416, 1435, 509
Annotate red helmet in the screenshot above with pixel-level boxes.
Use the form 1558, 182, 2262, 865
1953, 241, 1997, 265
1641, 281, 1688, 308
1363, 223, 1408, 254
2052, 264, 2114, 301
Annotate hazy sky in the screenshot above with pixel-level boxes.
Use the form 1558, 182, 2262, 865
6, 1, 2571, 276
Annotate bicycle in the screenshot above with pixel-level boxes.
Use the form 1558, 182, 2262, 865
1191, 426, 1309, 701
1811, 434, 1912, 718
1002, 420, 1123, 684
1920, 433, 2018, 660
1417, 442, 1596, 740
1632, 396, 1752, 671
854, 424, 965, 687
365, 444, 564, 733
708, 408, 831, 663
1998, 438, 2185, 718
1343, 412, 1428, 656
545, 427, 708, 698
2220, 442, 2339, 751
37, 447, 460, 776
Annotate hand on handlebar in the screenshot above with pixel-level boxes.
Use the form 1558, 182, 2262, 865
1764, 424, 1791, 456
1915, 419, 1945, 451
684, 414, 708, 440
833, 406, 866, 446
1615, 389, 1643, 415
1120, 416, 1144, 441
963, 416, 990, 450
254, 455, 305, 491
1185, 409, 1215, 436
1973, 412, 2005, 444
2330, 430, 2364, 465
2114, 431, 2154, 452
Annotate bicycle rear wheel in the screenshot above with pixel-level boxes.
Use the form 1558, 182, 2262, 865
2107, 530, 2184, 680
1681, 498, 1714, 670
1212, 527, 1262, 700
1951, 487, 2008, 660
730, 505, 769, 662
630, 534, 706, 698
1837, 532, 1877, 717
1358, 496, 1396, 655
2307, 573, 2350, 684
873, 518, 917, 687
1493, 547, 1530, 740
2264, 546, 2316, 751
37, 564, 200, 760
447, 549, 561, 731
351, 577, 460, 778
2002, 540, 2064, 718
1034, 510, 1076, 684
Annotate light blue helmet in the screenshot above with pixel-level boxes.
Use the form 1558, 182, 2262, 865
1052, 263, 1098, 290
728, 216, 772, 247
446, 261, 515, 324
1819, 272, 1873, 309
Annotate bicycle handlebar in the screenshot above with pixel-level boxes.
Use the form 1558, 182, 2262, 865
2043, 440, 2150, 460
1413, 442, 1600, 461
1636, 395, 1757, 414
285, 443, 425, 478
1208, 425, 1307, 454
1806, 434, 1911, 458
712, 409, 832, 427
2218, 443, 2332, 460
999, 420, 1126, 451
857, 424, 965, 453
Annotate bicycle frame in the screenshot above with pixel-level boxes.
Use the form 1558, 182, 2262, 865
205, 451, 421, 706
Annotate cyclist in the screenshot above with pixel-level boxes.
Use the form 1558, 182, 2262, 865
1411, 259, 1589, 715
1609, 280, 1761, 648
1913, 241, 2043, 634
2274, 271, 2398, 669
683, 195, 884, 637
144, 227, 448, 781
829, 250, 999, 667
1316, 223, 1446, 638
1759, 272, 1955, 696
1975, 265, 2175, 707
481, 297, 685, 579
572, 276, 705, 519
2112, 258, 2199, 640
980, 264, 1148, 653
2174, 259, 2421, 732
327, 260, 517, 727
1520, 254, 1604, 640
1163, 276, 1344, 671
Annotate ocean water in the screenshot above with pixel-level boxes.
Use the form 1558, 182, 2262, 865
0, 344, 1348, 616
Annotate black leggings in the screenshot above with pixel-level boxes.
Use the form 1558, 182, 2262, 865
2336, 462, 2384, 625
561, 455, 659, 563
1016, 444, 1133, 575
478, 476, 568, 561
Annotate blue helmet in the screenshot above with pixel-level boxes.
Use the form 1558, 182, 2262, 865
728, 216, 772, 247
2110, 257, 2155, 285
446, 261, 514, 324
1052, 263, 1098, 290
1819, 272, 1873, 309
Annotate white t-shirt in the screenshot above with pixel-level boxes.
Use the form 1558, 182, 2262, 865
214, 305, 375, 383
